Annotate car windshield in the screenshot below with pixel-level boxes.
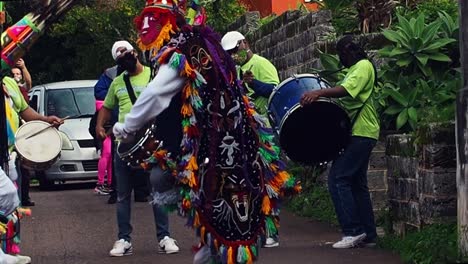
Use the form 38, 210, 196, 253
45, 87, 95, 118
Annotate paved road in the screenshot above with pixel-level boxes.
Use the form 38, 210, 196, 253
20, 182, 402, 264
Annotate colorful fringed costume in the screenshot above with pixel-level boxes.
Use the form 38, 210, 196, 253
114, 1, 300, 263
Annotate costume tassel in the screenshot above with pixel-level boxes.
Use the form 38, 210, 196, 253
227, 246, 234, 264
200, 226, 206, 244
265, 216, 278, 237
250, 245, 257, 258
246, 246, 253, 264
262, 195, 271, 214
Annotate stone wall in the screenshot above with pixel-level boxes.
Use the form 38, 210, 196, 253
386, 123, 457, 235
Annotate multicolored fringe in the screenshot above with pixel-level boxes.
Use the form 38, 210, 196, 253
1, 208, 31, 254
242, 95, 301, 236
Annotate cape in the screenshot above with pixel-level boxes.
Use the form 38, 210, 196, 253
145, 25, 300, 264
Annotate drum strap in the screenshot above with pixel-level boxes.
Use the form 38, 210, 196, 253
350, 89, 373, 127
123, 73, 137, 105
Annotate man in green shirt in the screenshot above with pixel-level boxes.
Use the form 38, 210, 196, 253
301, 35, 380, 249
96, 40, 179, 257
221, 31, 280, 116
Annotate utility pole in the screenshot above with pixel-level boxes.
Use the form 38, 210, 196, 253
457, 0, 468, 259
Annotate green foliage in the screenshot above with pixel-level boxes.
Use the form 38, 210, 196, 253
396, 0, 459, 23
355, 0, 397, 34
204, 0, 246, 33
377, 12, 459, 131
379, 223, 458, 264
286, 185, 338, 225
285, 163, 337, 224
379, 13, 455, 77
311, 0, 358, 34
311, 52, 347, 85
259, 15, 276, 27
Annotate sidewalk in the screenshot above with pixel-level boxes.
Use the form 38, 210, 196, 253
20, 184, 402, 264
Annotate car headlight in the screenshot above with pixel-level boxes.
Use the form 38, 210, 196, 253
59, 131, 74, 150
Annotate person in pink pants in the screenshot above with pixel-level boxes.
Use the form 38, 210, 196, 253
95, 100, 112, 195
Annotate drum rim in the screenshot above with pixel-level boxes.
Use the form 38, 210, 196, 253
14, 120, 62, 163
267, 73, 330, 106
117, 135, 149, 158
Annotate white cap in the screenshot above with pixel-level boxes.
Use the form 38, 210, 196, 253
221, 31, 245, 51
111, 40, 134, 61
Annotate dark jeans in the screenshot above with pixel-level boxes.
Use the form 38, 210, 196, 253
20, 166, 31, 202
328, 136, 377, 240
114, 156, 170, 242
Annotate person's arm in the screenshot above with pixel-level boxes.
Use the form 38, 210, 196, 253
300, 86, 349, 106
251, 79, 275, 97
96, 107, 112, 139
19, 107, 62, 125
113, 64, 186, 138
16, 59, 32, 91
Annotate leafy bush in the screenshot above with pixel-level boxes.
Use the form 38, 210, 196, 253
377, 12, 459, 131
378, 223, 458, 264
396, 0, 459, 23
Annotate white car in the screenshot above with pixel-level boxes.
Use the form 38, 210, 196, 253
28, 80, 99, 189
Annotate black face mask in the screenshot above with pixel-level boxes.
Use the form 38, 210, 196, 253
117, 52, 137, 73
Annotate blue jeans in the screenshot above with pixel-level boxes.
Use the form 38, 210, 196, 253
328, 136, 377, 240
114, 156, 170, 242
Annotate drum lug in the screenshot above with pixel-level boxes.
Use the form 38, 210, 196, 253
283, 106, 289, 111
146, 151, 151, 155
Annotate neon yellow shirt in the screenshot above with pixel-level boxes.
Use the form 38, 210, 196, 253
104, 67, 151, 123
339, 59, 380, 140
241, 54, 279, 115
3, 77, 29, 151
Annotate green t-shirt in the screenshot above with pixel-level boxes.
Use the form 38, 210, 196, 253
241, 54, 279, 115
339, 59, 380, 140
103, 67, 151, 123
3, 76, 29, 150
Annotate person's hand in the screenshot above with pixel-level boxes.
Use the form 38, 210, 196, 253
300, 90, 321, 106
113, 123, 129, 141
242, 71, 254, 85
44, 115, 63, 127
96, 125, 107, 140
15, 58, 26, 69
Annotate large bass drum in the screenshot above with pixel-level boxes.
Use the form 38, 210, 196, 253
268, 74, 351, 165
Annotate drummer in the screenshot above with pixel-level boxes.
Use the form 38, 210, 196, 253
300, 35, 380, 249
1, 75, 62, 263
221, 31, 280, 116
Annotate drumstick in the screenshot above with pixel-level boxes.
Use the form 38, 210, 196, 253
24, 116, 70, 140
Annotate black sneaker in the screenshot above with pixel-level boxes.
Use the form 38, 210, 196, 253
107, 193, 117, 204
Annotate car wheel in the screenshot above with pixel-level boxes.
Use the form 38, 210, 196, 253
37, 172, 54, 191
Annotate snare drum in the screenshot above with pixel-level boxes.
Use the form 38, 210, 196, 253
117, 122, 161, 168
268, 74, 351, 164
15, 121, 62, 171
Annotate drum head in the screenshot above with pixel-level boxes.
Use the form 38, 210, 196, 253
279, 101, 351, 165
15, 121, 62, 163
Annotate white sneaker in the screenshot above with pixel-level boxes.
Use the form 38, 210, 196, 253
158, 236, 179, 254
14, 254, 32, 264
264, 237, 279, 248
109, 239, 133, 257
332, 233, 366, 249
